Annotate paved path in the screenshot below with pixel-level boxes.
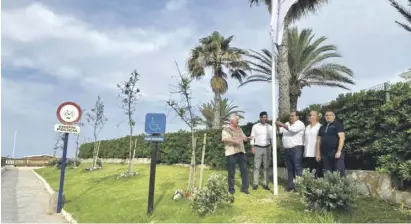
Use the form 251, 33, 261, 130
1, 167, 67, 223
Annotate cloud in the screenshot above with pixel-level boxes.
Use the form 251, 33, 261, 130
2, 2, 195, 92
2, 0, 411, 159
164, 0, 188, 12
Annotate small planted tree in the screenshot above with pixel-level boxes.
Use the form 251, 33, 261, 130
167, 59, 202, 193
52, 133, 65, 157
86, 96, 108, 170
74, 108, 86, 168
117, 70, 141, 177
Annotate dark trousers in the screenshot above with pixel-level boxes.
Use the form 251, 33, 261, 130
226, 152, 249, 193
284, 146, 303, 189
304, 157, 323, 178
322, 152, 345, 176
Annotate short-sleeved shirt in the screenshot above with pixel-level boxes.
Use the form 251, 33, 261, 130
318, 120, 344, 155
222, 127, 246, 156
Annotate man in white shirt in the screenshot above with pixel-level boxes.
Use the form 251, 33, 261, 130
276, 111, 305, 192
250, 111, 273, 191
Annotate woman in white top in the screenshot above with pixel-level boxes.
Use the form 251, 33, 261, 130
304, 110, 322, 178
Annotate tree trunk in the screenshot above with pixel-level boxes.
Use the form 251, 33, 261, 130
187, 131, 196, 192
127, 129, 133, 173
290, 94, 298, 112
131, 139, 137, 171
278, 21, 291, 117
95, 141, 101, 167
212, 93, 222, 129
74, 135, 80, 167
93, 137, 97, 167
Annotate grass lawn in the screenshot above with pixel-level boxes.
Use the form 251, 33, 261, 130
36, 163, 411, 223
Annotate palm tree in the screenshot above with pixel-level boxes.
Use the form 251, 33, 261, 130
287, 27, 354, 110
199, 98, 245, 129
248, 0, 328, 117
240, 28, 354, 110
388, 0, 411, 33
188, 31, 250, 129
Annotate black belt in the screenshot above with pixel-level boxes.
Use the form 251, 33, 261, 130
255, 145, 270, 148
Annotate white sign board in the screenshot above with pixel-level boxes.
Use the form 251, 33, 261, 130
54, 124, 81, 134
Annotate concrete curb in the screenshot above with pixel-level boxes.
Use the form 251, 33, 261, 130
1, 166, 7, 173
31, 169, 78, 224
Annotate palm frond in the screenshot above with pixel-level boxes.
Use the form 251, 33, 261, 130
287, 27, 354, 92
388, 0, 411, 32
199, 98, 245, 128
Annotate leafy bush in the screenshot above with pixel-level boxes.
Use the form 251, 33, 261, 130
49, 158, 81, 169
47, 158, 59, 167
191, 173, 234, 215
295, 169, 358, 212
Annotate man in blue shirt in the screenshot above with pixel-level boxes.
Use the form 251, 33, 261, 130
316, 108, 346, 176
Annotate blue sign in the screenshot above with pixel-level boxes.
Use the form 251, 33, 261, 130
144, 136, 165, 142
145, 113, 166, 134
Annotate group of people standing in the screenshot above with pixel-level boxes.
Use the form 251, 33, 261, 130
221, 109, 346, 195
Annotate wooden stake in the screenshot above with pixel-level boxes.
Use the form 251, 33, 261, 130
94, 141, 101, 167
132, 138, 137, 169
199, 133, 207, 189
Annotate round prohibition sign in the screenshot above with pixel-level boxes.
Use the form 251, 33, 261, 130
56, 102, 82, 125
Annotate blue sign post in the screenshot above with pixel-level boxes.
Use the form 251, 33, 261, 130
144, 113, 166, 215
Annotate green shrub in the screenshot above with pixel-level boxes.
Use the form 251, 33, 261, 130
191, 173, 234, 215
47, 158, 59, 167
54, 158, 81, 169
295, 169, 358, 212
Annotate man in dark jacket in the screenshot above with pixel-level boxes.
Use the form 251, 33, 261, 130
316, 108, 346, 176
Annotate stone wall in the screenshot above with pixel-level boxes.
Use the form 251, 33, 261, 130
277, 167, 411, 208
80, 158, 151, 164
79, 158, 210, 169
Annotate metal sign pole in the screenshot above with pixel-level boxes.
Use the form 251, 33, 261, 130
144, 113, 166, 215
57, 132, 69, 213
147, 137, 159, 215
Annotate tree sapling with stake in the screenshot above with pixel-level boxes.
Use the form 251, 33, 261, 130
166, 59, 202, 195
86, 96, 108, 171
117, 70, 141, 177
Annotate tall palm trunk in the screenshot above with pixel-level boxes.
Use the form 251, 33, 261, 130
212, 93, 222, 129
278, 21, 291, 117
290, 94, 298, 112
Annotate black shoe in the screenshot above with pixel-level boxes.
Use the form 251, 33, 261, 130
240, 190, 250, 195
229, 190, 235, 195
252, 185, 258, 190
262, 185, 270, 191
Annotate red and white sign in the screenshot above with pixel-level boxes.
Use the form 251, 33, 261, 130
56, 102, 82, 125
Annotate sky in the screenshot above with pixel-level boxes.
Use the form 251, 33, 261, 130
1, 0, 410, 158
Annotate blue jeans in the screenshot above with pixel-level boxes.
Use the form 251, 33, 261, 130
284, 146, 303, 189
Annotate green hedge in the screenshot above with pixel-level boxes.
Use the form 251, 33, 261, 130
79, 82, 410, 183
78, 122, 280, 170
